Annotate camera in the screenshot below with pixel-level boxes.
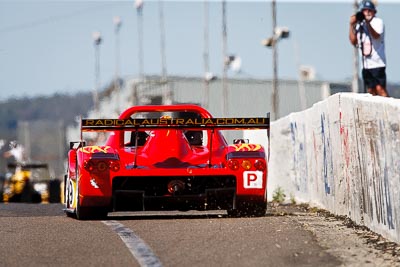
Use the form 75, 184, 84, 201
356, 11, 365, 22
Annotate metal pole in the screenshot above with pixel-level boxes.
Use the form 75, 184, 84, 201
294, 41, 307, 110
95, 44, 100, 111
222, 0, 228, 116
203, 0, 210, 109
352, 0, 360, 93
22, 121, 31, 161
93, 33, 102, 111
159, 0, 167, 80
271, 0, 278, 120
136, 1, 144, 80
114, 16, 122, 113
158, 0, 170, 105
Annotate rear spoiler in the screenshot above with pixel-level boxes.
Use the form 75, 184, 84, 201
79, 114, 271, 162
7, 162, 48, 169
80, 116, 270, 131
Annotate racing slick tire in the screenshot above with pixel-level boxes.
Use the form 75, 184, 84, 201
76, 202, 108, 220
75, 183, 108, 220
0, 175, 4, 203
48, 179, 61, 203
227, 201, 267, 217
64, 175, 76, 218
76, 204, 108, 220
20, 181, 42, 203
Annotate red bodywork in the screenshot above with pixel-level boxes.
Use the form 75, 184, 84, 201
65, 104, 270, 219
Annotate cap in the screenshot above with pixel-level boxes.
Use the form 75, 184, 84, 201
360, 1, 376, 12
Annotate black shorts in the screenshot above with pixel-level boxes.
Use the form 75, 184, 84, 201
362, 67, 386, 89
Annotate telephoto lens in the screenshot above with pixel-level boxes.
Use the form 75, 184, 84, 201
356, 11, 365, 22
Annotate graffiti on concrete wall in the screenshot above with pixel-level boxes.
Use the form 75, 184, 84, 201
320, 113, 334, 196
290, 121, 308, 193
339, 110, 351, 203
368, 120, 394, 229
268, 93, 400, 243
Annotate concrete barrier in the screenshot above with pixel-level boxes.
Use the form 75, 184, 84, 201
245, 93, 400, 244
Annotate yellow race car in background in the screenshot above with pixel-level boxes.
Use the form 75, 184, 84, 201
2, 162, 61, 203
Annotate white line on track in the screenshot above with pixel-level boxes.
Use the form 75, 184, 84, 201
103, 220, 163, 267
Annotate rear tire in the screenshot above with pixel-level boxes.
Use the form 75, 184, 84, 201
75, 184, 108, 220
76, 200, 91, 220
49, 180, 61, 203
76, 204, 108, 220
65, 211, 76, 218
0, 175, 5, 203
227, 201, 266, 217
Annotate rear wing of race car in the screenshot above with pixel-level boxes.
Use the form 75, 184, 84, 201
7, 162, 49, 169
78, 114, 271, 162
80, 116, 270, 131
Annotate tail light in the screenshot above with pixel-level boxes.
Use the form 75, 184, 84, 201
227, 159, 240, 170
84, 161, 95, 172
227, 158, 266, 171
97, 161, 108, 172
84, 160, 120, 172
241, 160, 252, 170
109, 161, 120, 172
254, 159, 266, 171
167, 180, 185, 194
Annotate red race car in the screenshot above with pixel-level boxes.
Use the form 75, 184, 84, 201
64, 104, 270, 219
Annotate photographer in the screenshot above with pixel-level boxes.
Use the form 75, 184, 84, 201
349, 0, 388, 97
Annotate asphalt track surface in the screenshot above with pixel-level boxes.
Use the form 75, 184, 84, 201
0, 203, 399, 267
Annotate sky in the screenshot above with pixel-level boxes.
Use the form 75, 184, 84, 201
0, 0, 399, 101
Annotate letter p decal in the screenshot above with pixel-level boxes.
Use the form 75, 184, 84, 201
243, 171, 263, 189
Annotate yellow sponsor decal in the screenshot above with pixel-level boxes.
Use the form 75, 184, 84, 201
80, 146, 112, 154
71, 178, 77, 209
231, 144, 262, 151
